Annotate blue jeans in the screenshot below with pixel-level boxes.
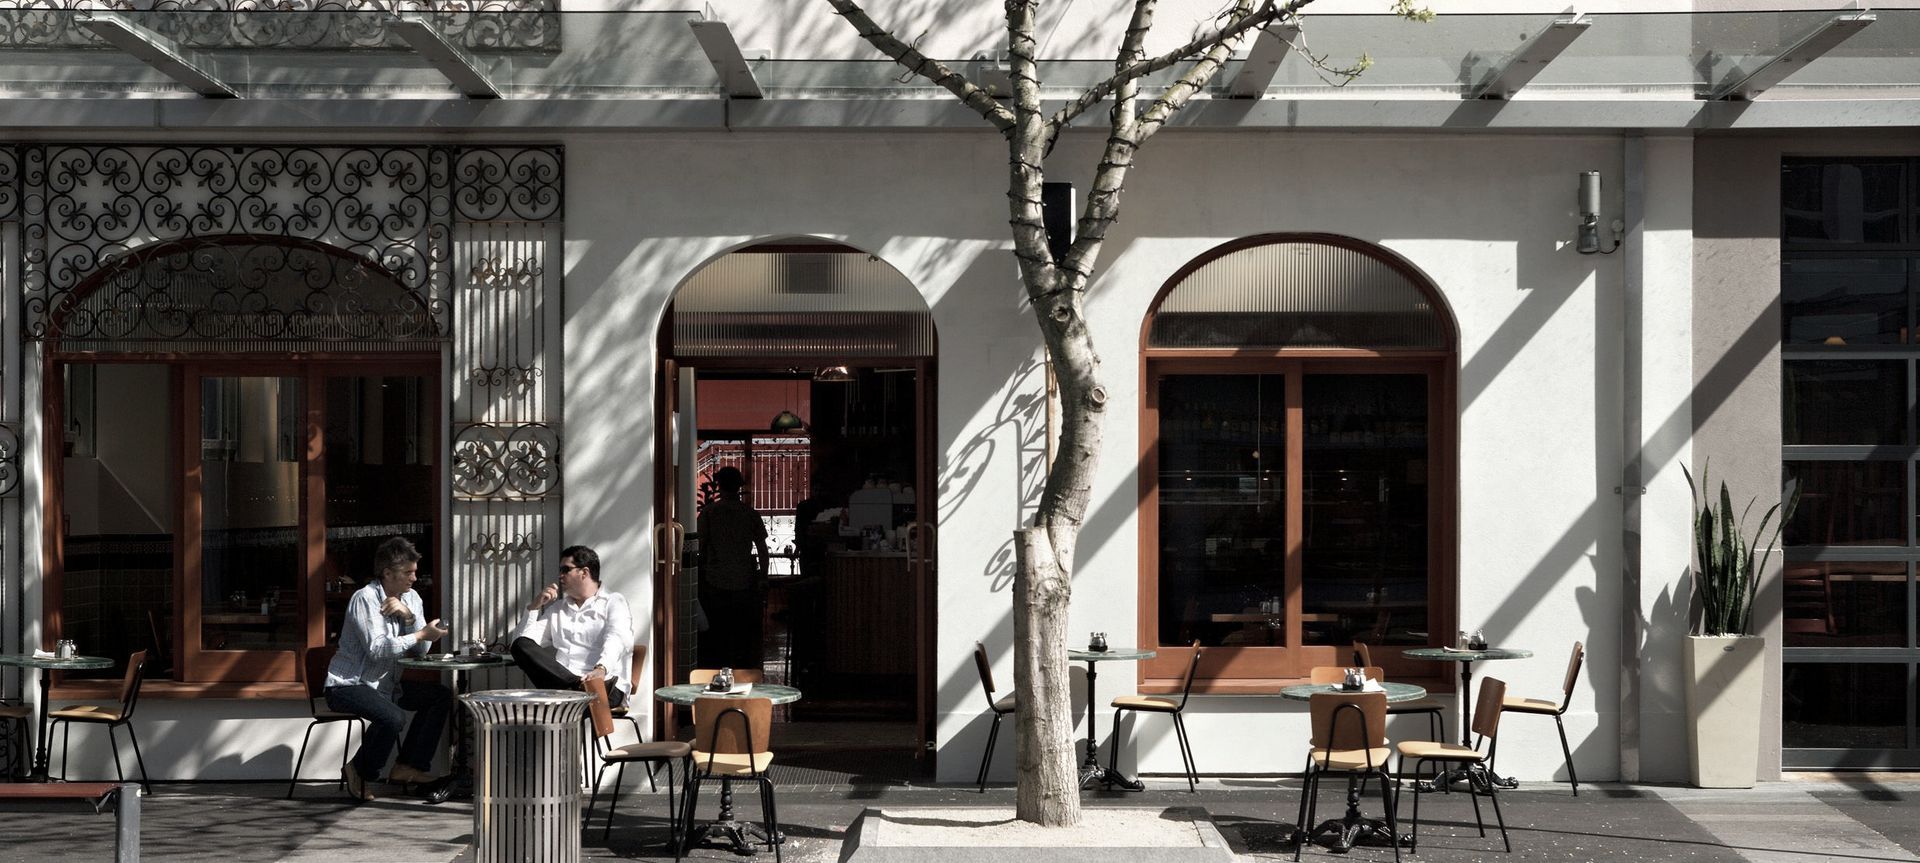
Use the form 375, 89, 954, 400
325, 679, 452, 778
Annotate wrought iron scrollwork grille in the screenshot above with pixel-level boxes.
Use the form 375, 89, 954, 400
452, 421, 558, 501
0, 424, 19, 497
0, 1, 562, 52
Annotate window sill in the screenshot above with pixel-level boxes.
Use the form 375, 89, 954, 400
53, 680, 307, 701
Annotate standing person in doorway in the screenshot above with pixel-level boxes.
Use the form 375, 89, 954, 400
509, 545, 635, 708
698, 466, 770, 669
325, 535, 454, 803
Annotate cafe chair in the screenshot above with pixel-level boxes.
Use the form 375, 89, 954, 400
1354, 641, 1447, 742
583, 676, 692, 846
682, 696, 781, 863
1109, 641, 1204, 791
1394, 677, 1511, 853
52, 649, 151, 794
1499, 640, 1584, 796
1294, 690, 1399, 863
971, 641, 1016, 792
609, 644, 650, 743
288, 645, 365, 799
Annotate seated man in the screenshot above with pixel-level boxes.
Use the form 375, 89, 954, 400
325, 535, 453, 803
511, 545, 635, 709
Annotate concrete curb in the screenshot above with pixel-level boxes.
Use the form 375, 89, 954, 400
838, 806, 1234, 863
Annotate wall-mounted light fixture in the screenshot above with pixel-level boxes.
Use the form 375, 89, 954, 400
1577, 171, 1623, 255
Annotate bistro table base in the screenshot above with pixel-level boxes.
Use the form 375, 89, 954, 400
1079, 761, 1146, 792
1299, 776, 1410, 853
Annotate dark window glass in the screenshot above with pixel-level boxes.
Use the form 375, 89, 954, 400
1781, 258, 1907, 346
1783, 161, 1905, 244
200, 376, 304, 652
1785, 461, 1906, 546
1783, 561, 1908, 648
1783, 360, 1906, 446
324, 375, 435, 645
1783, 663, 1907, 748
1156, 374, 1285, 647
1301, 374, 1429, 646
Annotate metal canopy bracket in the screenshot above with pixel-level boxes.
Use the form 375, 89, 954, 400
1469, 14, 1590, 100
688, 12, 763, 99
391, 14, 501, 99
1226, 25, 1298, 99
1712, 11, 1875, 101
78, 13, 237, 99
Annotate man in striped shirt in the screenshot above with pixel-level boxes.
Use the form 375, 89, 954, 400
325, 536, 452, 802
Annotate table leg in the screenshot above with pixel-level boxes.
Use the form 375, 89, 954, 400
1075, 660, 1144, 792
450, 669, 475, 800
30, 667, 51, 781
1458, 660, 1474, 746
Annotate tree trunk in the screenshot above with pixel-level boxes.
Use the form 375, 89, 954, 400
1013, 527, 1080, 824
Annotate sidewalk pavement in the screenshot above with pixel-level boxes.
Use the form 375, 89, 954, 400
3, 776, 1918, 863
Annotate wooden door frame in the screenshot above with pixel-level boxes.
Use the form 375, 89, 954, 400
44, 351, 442, 685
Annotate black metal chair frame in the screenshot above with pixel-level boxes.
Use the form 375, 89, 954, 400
1395, 678, 1511, 854
1295, 697, 1401, 862
53, 652, 151, 794
583, 681, 691, 849
288, 647, 364, 799
972, 641, 1013, 792
679, 705, 781, 863
1502, 641, 1583, 796
1109, 642, 1203, 792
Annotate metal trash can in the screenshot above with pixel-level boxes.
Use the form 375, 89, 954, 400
462, 689, 595, 863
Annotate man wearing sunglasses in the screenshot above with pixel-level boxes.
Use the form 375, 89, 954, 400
509, 545, 636, 708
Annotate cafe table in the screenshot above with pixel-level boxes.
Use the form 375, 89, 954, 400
655, 682, 802, 856
398, 651, 513, 798
0, 652, 115, 781
1404, 646, 1531, 790
1066, 646, 1155, 791
1280, 680, 1430, 853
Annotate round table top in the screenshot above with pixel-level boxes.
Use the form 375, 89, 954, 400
1279, 681, 1430, 702
1067, 647, 1156, 662
399, 653, 514, 670
0, 653, 114, 671
656, 683, 802, 706
1402, 647, 1532, 662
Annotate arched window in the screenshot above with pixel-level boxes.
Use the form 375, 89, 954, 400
1139, 235, 1456, 687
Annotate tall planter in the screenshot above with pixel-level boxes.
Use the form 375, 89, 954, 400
1684, 635, 1765, 788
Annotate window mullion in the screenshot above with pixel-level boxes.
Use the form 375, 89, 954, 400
1283, 364, 1304, 666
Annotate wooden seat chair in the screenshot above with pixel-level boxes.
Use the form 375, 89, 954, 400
584, 676, 693, 847
608, 644, 650, 742
52, 650, 151, 794
1354, 641, 1447, 741
288, 645, 365, 799
1394, 676, 1511, 853
972, 641, 1015, 792
682, 696, 781, 862
1110, 641, 1205, 792
1499, 641, 1584, 795
1294, 690, 1399, 862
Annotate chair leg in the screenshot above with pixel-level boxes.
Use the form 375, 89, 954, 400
645, 760, 659, 793
1468, 769, 1487, 836
288, 721, 319, 799
585, 762, 606, 830
664, 759, 681, 849
1172, 712, 1197, 792
1292, 756, 1314, 860
57, 720, 71, 782
1107, 709, 1125, 778
1485, 770, 1512, 852
340, 721, 358, 793
1555, 714, 1578, 796
1375, 767, 1401, 863
604, 763, 626, 841
1296, 767, 1320, 861
761, 777, 782, 863
978, 714, 1001, 793
125, 722, 152, 794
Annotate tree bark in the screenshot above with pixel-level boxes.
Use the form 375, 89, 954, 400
1013, 527, 1080, 824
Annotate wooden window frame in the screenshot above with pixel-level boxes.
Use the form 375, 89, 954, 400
1136, 235, 1457, 695
45, 351, 442, 694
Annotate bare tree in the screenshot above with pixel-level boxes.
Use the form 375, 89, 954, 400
826, 0, 1426, 825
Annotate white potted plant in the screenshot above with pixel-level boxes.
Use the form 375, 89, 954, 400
1683, 463, 1795, 788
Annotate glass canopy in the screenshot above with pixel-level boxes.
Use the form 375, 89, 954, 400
0, 6, 1913, 103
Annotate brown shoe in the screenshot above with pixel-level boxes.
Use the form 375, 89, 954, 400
388, 763, 439, 785
344, 762, 375, 803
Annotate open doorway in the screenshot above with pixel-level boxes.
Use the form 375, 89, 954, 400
655, 242, 937, 779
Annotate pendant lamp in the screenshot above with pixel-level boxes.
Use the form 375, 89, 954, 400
770, 377, 805, 432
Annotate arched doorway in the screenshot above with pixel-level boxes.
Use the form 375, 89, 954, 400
656, 239, 938, 766
46, 235, 442, 684
1137, 234, 1458, 691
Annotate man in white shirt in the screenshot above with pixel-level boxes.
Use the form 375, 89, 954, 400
510, 545, 636, 708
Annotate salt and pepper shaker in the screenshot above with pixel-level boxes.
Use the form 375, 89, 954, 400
710, 666, 735, 692
1341, 666, 1365, 691
1469, 630, 1488, 651
1088, 632, 1109, 652
56, 639, 76, 659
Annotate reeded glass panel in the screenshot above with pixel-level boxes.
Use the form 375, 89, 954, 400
1782, 160, 1906, 245
1785, 461, 1905, 547
672, 250, 933, 358
1148, 242, 1444, 350
1157, 374, 1286, 647
1783, 561, 1907, 647
1781, 258, 1907, 346
1301, 374, 1429, 646
324, 376, 435, 644
1783, 360, 1906, 446
60, 364, 175, 680
1783, 663, 1907, 749
200, 376, 303, 651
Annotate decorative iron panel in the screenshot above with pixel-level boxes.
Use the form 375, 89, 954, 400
0, 148, 15, 222
0, 1, 561, 52
0, 424, 18, 497
453, 421, 558, 501
453, 149, 562, 223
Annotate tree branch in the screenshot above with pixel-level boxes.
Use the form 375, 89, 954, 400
1044, 0, 1307, 136
823, 0, 1017, 134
